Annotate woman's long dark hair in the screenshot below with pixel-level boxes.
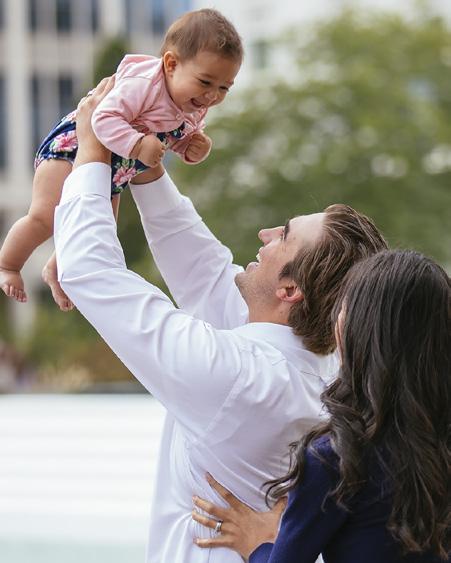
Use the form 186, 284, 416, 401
267, 250, 451, 559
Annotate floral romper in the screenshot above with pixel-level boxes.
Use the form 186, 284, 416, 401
34, 110, 185, 195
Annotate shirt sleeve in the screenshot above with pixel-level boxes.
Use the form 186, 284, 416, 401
91, 77, 154, 158
130, 174, 248, 329
54, 163, 245, 439
249, 445, 347, 563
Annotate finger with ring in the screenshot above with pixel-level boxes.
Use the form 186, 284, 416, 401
192, 509, 224, 533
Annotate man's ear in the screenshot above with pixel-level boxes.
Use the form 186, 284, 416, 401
275, 282, 304, 304
163, 51, 178, 76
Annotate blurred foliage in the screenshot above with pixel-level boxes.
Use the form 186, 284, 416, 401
18, 9, 451, 388
92, 35, 131, 84
171, 9, 451, 268
26, 306, 135, 385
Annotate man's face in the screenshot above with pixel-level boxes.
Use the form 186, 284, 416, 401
235, 213, 325, 312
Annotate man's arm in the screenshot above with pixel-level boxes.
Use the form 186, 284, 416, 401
54, 79, 244, 438
130, 174, 248, 329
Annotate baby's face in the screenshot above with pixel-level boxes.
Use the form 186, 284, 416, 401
164, 50, 241, 114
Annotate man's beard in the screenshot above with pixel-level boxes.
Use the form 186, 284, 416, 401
234, 271, 247, 300
235, 269, 271, 308
235, 270, 259, 308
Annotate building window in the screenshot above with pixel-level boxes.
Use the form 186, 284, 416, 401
90, 0, 99, 33
30, 75, 41, 156
28, 0, 38, 32
56, 0, 71, 33
0, 76, 6, 169
31, 74, 75, 157
125, 0, 189, 36
124, 0, 132, 36
29, 0, 56, 33
151, 0, 165, 35
58, 75, 74, 117
170, 1, 191, 21
152, 0, 191, 34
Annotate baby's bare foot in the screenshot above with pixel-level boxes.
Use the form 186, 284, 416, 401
42, 263, 74, 312
0, 268, 27, 303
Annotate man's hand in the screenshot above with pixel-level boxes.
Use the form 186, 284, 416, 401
74, 76, 115, 168
185, 132, 212, 164
131, 135, 166, 168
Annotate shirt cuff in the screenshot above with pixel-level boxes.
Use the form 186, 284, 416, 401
130, 171, 183, 218
60, 162, 112, 204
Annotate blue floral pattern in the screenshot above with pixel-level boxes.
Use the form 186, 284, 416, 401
35, 111, 148, 193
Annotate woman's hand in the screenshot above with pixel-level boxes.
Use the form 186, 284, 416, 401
192, 473, 287, 560
74, 76, 115, 168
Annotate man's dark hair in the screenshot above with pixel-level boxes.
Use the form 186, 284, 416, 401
280, 204, 388, 355
160, 9, 243, 63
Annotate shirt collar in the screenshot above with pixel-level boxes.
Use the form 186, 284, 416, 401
233, 322, 339, 384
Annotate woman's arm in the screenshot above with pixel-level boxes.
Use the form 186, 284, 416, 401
193, 445, 348, 562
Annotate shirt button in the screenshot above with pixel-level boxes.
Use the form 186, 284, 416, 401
176, 113, 182, 119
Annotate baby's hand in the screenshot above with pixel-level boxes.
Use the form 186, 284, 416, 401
185, 132, 212, 164
133, 135, 165, 168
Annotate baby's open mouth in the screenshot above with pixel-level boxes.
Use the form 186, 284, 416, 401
190, 99, 204, 108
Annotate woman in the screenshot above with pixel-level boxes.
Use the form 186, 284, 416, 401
192, 250, 451, 562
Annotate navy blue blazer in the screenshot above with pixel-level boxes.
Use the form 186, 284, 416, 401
250, 436, 447, 563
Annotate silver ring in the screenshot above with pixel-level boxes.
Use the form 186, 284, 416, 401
214, 520, 223, 534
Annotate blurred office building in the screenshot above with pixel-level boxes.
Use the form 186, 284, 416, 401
0, 0, 190, 334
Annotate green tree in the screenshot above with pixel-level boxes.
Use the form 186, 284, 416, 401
172, 9, 451, 268
92, 36, 130, 83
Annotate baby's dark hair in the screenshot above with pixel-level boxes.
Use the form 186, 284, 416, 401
160, 9, 243, 63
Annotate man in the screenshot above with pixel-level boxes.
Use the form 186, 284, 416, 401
54, 79, 388, 562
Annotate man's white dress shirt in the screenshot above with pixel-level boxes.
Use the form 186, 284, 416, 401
54, 163, 338, 563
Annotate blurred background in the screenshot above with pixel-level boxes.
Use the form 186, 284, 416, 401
0, 0, 450, 561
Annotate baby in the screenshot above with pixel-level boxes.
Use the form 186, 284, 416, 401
0, 8, 243, 310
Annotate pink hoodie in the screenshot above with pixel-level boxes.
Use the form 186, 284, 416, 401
91, 54, 208, 163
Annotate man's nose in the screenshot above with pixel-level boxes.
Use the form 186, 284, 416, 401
258, 229, 273, 245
